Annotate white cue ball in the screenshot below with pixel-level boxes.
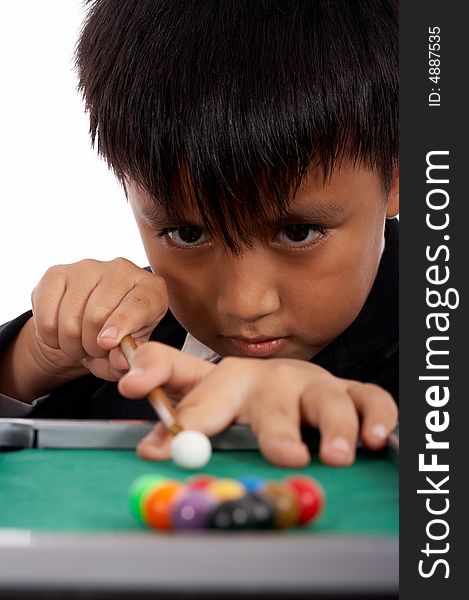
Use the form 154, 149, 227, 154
170, 430, 212, 470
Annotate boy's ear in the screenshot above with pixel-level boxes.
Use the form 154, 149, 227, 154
386, 168, 399, 218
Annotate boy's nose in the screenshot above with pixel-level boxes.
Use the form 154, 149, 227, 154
215, 251, 281, 323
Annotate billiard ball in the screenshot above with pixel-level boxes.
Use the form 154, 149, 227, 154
259, 482, 300, 529
206, 478, 246, 501
237, 475, 266, 493
206, 493, 276, 530
285, 476, 325, 524
170, 430, 212, 470
240, 493, 276, 529
187, 474, 216, 490
144, 480, 186, 529
171, 489, 217, 530
128, 474, 168, 522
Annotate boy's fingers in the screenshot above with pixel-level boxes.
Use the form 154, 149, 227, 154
131, 363, 242, 460
347, 383, 398, 449
104, 277, 167, 338
169, 367, 245, 435
117, 341, 215, 399
301, 384, 359, 466
136, 372, 240, 461
136, 423, 173, 461
107, 346, 133, 376
31, 271, 67, 350
83, 347, 131, 381
134, 367, 308, 466
56, 283, 100, 361
92, 275, 168, 355
247, 391, 310, 468
81, 281, 130, 357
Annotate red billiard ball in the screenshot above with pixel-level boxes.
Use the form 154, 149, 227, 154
285, 476, 325, 525
187, 474, 215, 490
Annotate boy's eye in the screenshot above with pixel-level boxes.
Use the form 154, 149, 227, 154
276, 224, 324, 246
161, 226, 207, 247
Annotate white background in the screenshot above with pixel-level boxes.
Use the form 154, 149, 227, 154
0, 1, 147, 324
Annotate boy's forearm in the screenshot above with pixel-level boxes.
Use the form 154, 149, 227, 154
0, 318, 88, 403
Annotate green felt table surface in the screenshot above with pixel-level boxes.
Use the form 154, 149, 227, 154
0, 448, 398, 535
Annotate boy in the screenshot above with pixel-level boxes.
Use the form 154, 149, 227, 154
0, 0, 398, 468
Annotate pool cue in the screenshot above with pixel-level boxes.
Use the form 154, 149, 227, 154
119, 335, 184, 436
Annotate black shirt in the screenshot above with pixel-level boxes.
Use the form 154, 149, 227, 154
0, 219, 398, 418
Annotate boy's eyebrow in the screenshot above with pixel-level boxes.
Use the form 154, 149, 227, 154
279, 197, 349, 222
139, 196, 348, 228
139, 204, 174, 226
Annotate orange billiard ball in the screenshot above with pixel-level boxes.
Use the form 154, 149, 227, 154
143, 480, 185, 529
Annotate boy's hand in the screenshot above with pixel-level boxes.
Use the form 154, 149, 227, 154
29, 258, 168, 382
118, 342, 398, 467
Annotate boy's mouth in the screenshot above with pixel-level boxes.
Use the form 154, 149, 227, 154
222, 336, 290, 358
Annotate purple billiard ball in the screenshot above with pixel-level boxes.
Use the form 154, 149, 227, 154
171, 489, 217, 530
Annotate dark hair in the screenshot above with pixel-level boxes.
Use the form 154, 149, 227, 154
76, 0, 398, 251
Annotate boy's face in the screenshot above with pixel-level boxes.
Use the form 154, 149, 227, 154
127, 164, 399, 360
